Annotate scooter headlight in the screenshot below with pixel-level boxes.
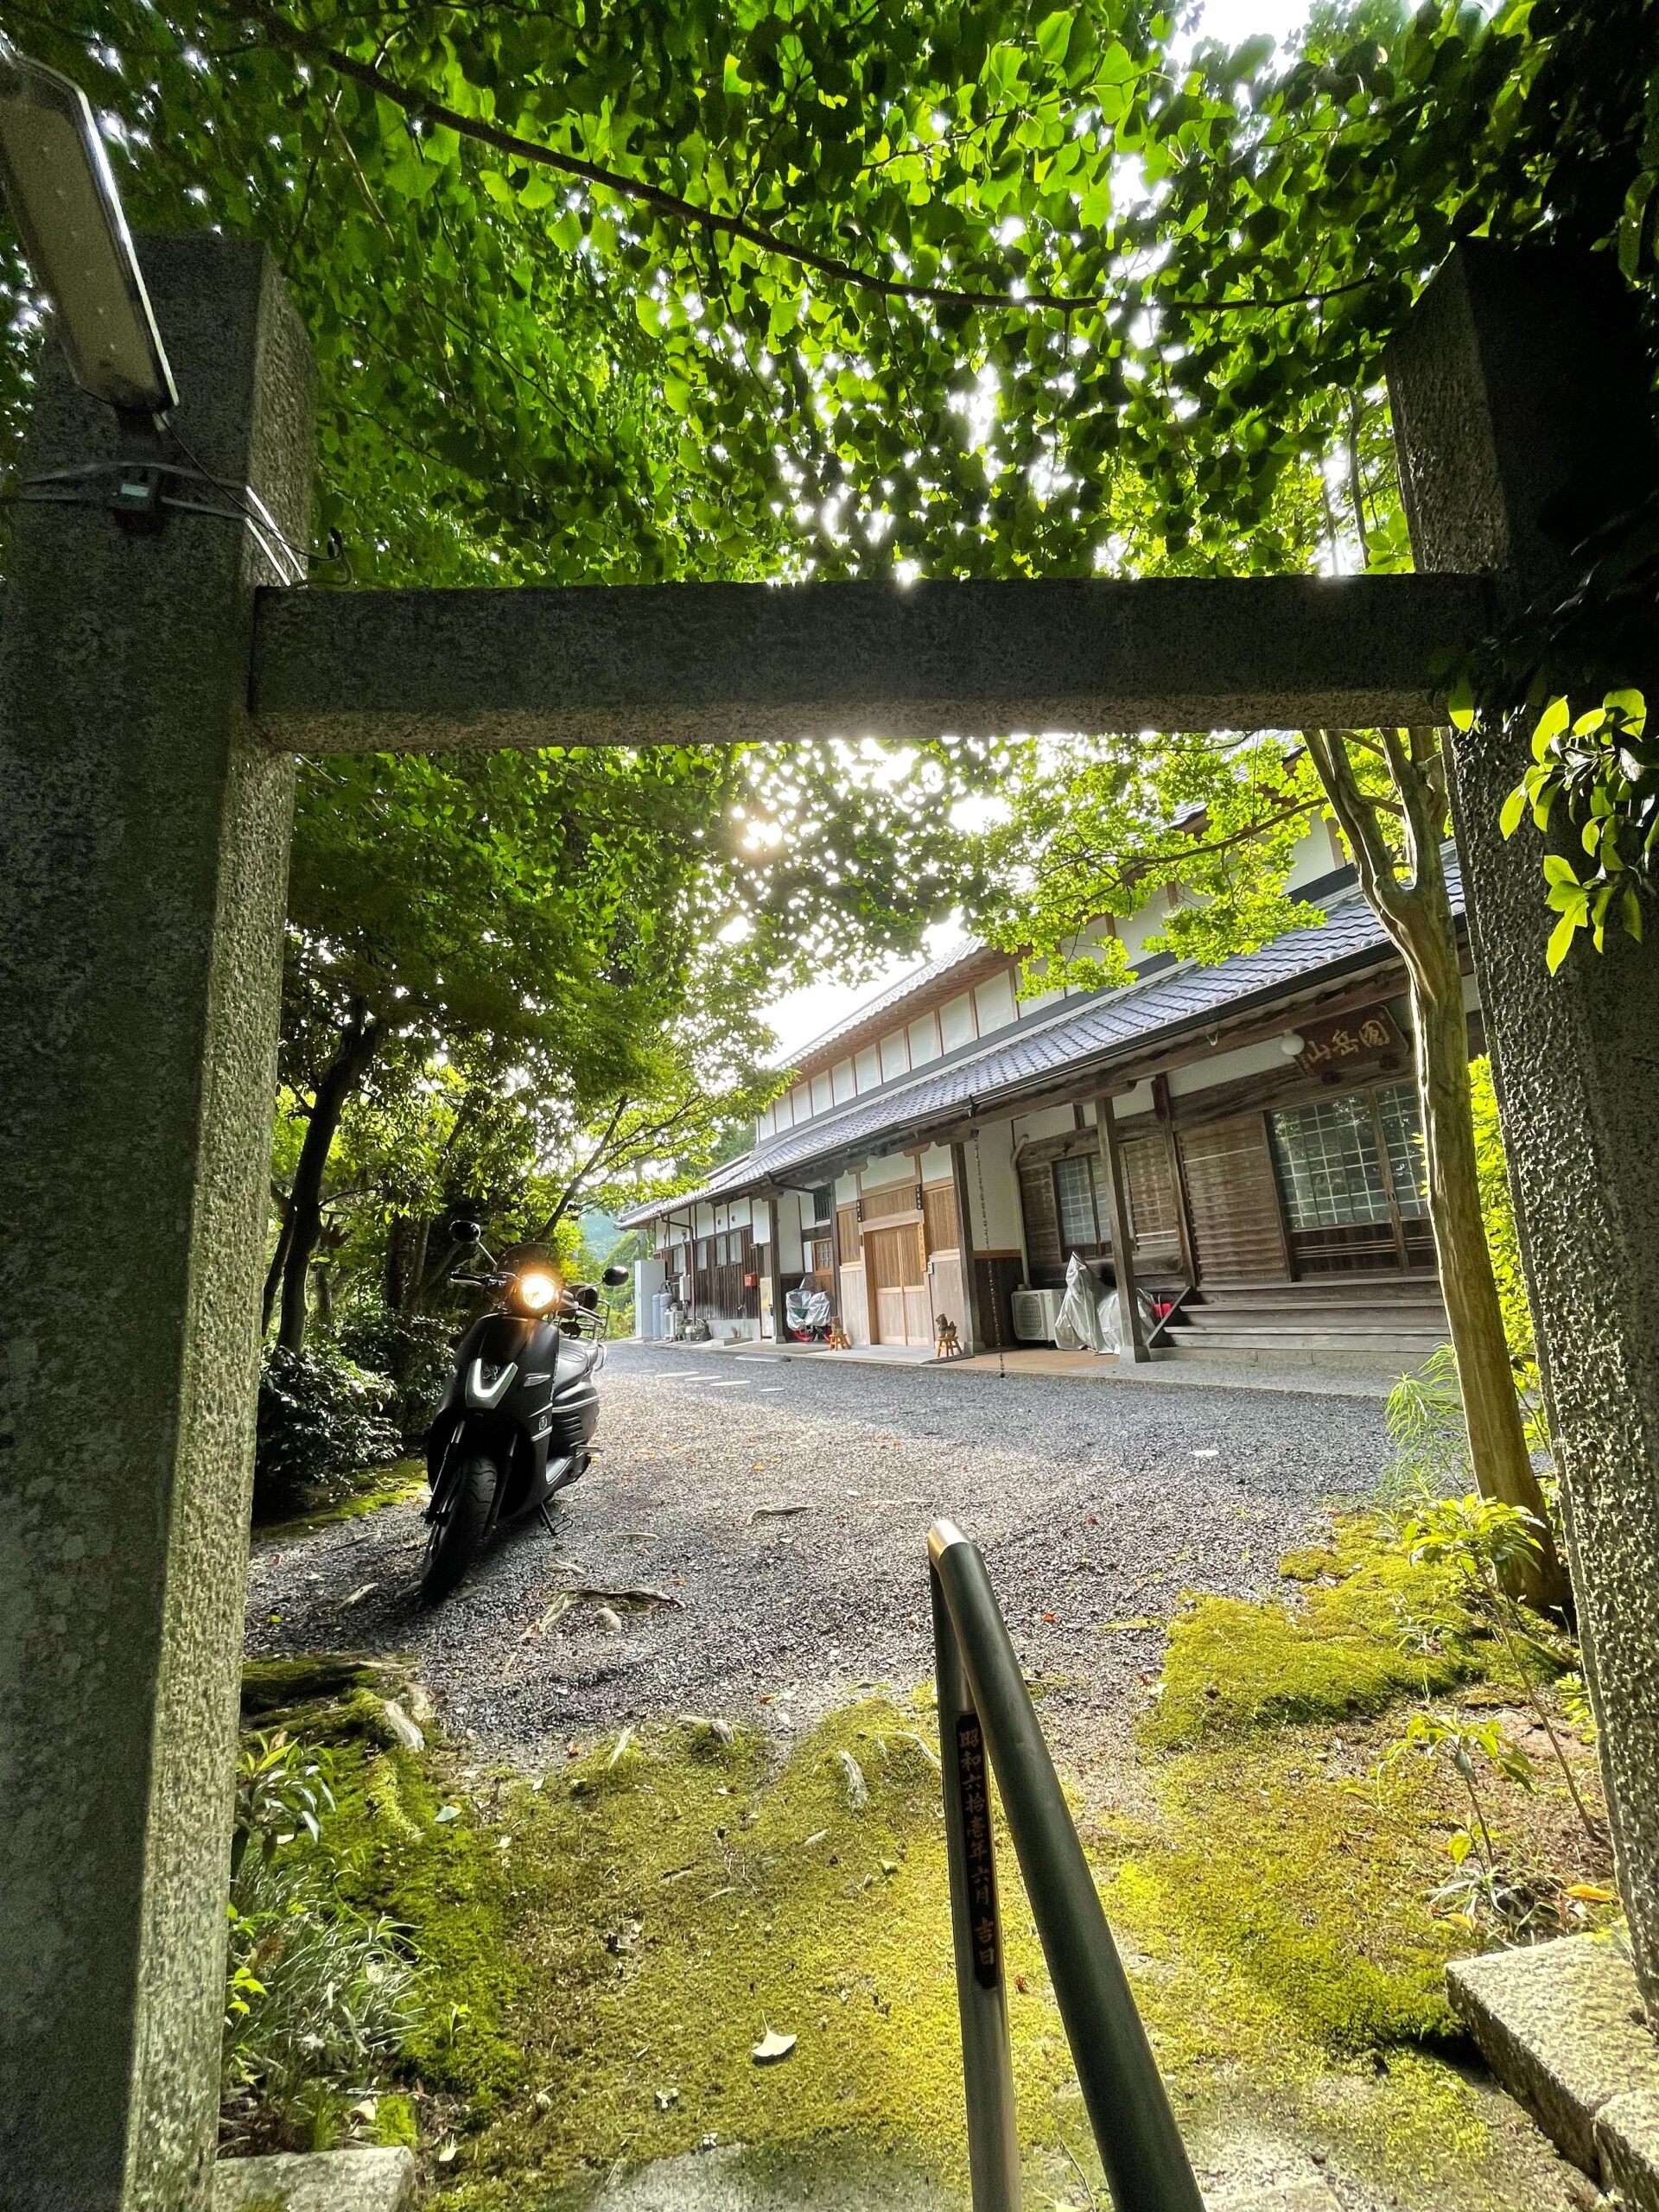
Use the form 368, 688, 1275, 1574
513, 1268, 561, 1316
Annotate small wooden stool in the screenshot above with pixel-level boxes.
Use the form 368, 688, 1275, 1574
935, 1313, 965, 1360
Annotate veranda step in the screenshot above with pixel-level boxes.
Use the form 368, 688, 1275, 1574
1178, 1300, 1446, 1328
1166, 1326, 1448, 1357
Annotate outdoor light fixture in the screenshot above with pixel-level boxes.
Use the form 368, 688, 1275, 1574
1280, 1033, 1306, 1058
0, 40, 307, 573
0, 37, 175, 419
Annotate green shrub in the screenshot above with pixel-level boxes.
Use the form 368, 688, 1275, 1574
334, 1307, 454, 1449
255, 1346, 399, 1521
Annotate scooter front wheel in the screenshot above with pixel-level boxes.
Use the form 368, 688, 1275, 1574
420, 1454, 497, 1605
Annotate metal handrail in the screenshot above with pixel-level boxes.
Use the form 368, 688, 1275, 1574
929, 1519, 1205, 2212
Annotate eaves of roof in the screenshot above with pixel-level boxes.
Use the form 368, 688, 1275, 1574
620, 859, 1463, 1228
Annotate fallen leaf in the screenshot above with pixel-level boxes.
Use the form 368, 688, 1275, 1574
1565, 1883, 1617, 1903
1041, 1611, 1057, 1624
434, 1805, 461, 1825
752, 2029, 797, 2064
1014, 1973, 1028, 1993
655, 2088, 680, 2111
342, 1583, 377, 1607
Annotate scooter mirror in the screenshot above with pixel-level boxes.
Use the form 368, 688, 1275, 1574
452, 1218, 483, 1246
601, 1264, 630, 1287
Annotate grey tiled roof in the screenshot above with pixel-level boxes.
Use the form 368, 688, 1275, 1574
620, 860, 1460, 1224
776, 934, 986, 1069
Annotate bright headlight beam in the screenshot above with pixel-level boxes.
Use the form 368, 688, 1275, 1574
516, 1270, 560, 1313
0, 39, 176, 416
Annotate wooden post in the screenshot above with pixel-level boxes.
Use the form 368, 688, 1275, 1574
951, 1141, 988, 1356
1153, 1073, 1198, 1287
765, 1198, 785, 1341
1094, 1096, 1151, 1363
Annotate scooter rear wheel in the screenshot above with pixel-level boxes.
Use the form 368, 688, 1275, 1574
420, 1454, 496, 1605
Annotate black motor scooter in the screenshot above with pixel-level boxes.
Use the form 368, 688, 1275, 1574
422, 1228, 629, 1604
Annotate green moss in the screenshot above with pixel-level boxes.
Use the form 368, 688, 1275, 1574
241, 1653, 389, 1717
372, 2092, 419, 2149
1109, 1742, 1460, 2062
1149, 1518, 1479, 1748
252, 1461, 426, 1546
249, 1605, 1566, 2212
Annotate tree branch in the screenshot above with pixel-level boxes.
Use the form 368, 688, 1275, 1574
263, 25, 1381, 322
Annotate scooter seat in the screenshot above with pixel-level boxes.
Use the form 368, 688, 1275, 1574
556, 1335, 601, 1380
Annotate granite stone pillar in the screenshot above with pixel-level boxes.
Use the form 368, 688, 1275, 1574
1387, 244, 1659, 2007
0, 237, 315, 2206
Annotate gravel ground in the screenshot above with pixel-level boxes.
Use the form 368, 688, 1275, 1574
245, 1342, 1393, 1769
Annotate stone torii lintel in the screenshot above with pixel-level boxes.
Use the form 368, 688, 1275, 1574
250, 569, 1493, 753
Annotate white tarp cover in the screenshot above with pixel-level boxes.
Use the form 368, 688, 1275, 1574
1100, 1285, 1160, 1354
1053, 1252, 1109, 1353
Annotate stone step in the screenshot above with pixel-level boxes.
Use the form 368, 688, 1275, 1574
215, 2149, 416, 2212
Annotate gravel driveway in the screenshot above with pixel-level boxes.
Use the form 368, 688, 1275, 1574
245, 1343, 1392, 1769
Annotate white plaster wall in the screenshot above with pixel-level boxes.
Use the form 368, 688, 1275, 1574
1284, 813, 1342, 890
963, 1119, 1023, 1255
861, 1151, 917, 1191
855, 1044, 881, 1091
751, 1204, 772, 1245
810, 1071, 833, 1116
879, 1030, 909, 1083
729, 1198, 751, 1230
940, 992, 976, 1051
695, 1203, 715, 1236
779, 1201, 804, 1272
1116, 895, 1171, 966
832, 1057, 856, 1103
974, 971, 1017, 1033
1167, 1033, 1298, 1099
835, 1171, 861, 1205
908, 1012, 941, 1066
919, 1143, 953, 1183
1013, 1103, 1076, 1145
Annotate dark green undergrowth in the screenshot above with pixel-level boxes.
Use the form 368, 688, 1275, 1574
251, 1460, 426, 1546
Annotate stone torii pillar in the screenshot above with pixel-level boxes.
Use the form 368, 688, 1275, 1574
0, 237, 314, 2207
1389, 245, 1659, 2011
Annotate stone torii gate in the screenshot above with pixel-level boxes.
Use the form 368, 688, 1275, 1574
3, 232, 1658, 2209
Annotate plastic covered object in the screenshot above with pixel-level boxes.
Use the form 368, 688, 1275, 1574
1053, 1251, 1109, 1353
1099, 1285, 1160, 1354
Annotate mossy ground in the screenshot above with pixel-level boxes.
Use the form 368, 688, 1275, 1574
235, 1516, 1611, 2210
252, 1459, 427, 1546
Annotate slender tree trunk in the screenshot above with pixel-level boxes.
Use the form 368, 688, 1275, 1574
1306, 727, 1569, 1612
403, 1216, 431, 1313
1408, 918, 1569, 1607
277, 1004, 380, 1352
262, 1201, 294, 1337
385, 1215, 412, 1312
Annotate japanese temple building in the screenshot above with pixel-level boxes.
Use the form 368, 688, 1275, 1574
620, 819, 1471, 1370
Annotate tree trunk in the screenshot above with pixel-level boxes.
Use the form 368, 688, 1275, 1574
1306, 724, 1570, 1613
385, 1215, 412, 1312
404, 1216, 431, 1312
1408, 918, 1570, 1611
262, 1201, 294, 1337
276, 1005, 379, 1352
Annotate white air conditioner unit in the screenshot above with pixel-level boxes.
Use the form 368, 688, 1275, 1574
1011, 1286, 1065, 1344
